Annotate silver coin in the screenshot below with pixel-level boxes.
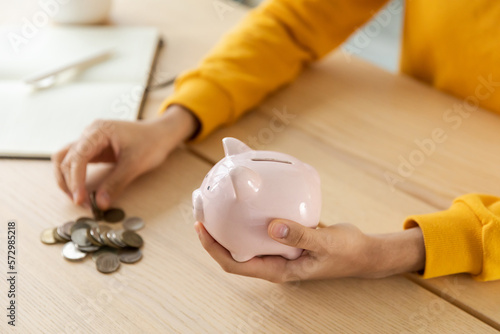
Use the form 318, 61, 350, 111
100, 229, 119, 249
90, 226, 104, 245
77, 245, 101, 253
114, 230, 128, 247
107, 230, 127, 248
71, 220, 92, 234
61, 221, 75, 239
71, 228, 92, 247
80, 218, 99, 230
92, 247, 118, 262
122, 216, 145, 231
62, 242, 87, 261
75, 216, 93, 224
56, 225, 71, 241
53, 228, 66, 243
121, 230, 143, 248
96, 253, 120, 273
106, 230, 119, 247
119, 249, 143, 264
98, 224, 111, 240
103, 208, 125, 223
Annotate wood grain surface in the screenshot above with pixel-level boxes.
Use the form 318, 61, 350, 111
0, 150, 497, 333
1, 0, 499, 332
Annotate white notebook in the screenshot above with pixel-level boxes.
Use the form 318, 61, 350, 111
0, 26, 161, 158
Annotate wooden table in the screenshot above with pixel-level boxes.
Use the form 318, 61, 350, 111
1, 0, 499, 332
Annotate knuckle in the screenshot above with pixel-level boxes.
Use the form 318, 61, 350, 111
85, 120, 111, 138
80, 124, 115, 156
85, 121, 100, 135
98, 119, 114, 129
89, 119, 109, 129
81, 128, 100, 142
94, 119, 116, 134
79, 142, 99, 160
292, 229, 307, 247
64, 148, 83, 166
60, 159, 71, 173
64, 149, 79, 162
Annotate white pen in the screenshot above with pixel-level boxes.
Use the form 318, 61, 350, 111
23, 48, 114, 85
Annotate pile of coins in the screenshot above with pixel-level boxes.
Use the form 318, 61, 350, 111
41, 192, 145, 274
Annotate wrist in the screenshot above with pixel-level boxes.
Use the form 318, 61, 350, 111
160, 104, 200, 141
148, 104, 200, 150
142, 104, 200, 159
364, 227, 426, 278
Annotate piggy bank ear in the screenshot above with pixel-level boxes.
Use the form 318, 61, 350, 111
229, 166, 261, 200
223, 137, 252, 157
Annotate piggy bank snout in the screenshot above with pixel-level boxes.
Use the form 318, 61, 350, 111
192, 189, 205, 222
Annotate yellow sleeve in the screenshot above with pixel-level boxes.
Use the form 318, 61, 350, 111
160, 0, 388, 141
404, 194, 500, 281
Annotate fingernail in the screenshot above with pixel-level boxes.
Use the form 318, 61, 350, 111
270, 222, 289, 239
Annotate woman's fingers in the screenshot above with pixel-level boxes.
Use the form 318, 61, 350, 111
63, 150, 89, 205
51, 143, 72, 198
52, 110, 193, 209
58, 120, 115, 205
195, 222, 291, 283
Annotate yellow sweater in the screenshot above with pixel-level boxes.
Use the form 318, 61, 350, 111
161, 0, 500, 281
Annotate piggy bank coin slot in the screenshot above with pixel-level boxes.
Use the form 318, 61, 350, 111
251, 158, 292, 164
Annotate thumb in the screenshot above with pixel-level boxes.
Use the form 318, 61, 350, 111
268, 219, 319, 251
96, 162, 136, 210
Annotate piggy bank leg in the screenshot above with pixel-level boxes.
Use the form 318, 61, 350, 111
231, 252, 254, 263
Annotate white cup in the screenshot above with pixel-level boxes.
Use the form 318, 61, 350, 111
51, 0, 112, 25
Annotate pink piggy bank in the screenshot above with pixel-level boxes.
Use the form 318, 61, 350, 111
192, 137, 321, 262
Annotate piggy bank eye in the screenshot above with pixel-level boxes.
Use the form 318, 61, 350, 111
207, 185, 211, 190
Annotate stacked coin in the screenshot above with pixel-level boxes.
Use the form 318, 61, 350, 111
41, 192, 145, 274
89, 191, 126, 223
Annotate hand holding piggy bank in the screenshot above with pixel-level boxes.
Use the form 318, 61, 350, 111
192, 137, 321, 262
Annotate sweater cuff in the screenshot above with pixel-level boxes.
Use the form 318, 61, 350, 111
158, 77, 233, 142
404, 200, 483, 279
